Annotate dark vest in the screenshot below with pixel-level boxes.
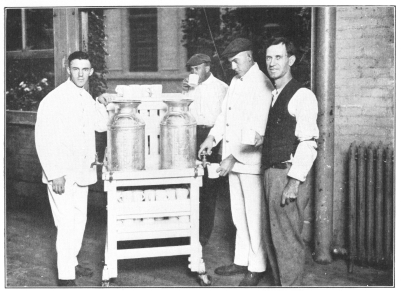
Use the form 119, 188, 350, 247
262, 78, 303, 169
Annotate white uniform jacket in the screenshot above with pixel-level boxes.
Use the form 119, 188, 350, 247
35, 79, 108, 186
188, 73, 228, 126
209, 63, 273, 174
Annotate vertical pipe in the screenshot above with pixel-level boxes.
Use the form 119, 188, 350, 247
383, 145, 393, 266
21, 9, 27, 50
375, 143, 384, 265
366, 143, 375, 264
313, 7, 336, 265
357, 143, 366, 264
310, 8, 316, 92
348, 143, 357, 273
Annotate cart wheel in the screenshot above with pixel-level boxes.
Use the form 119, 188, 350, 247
198, 273, 212, 286
101, 280, 110, 287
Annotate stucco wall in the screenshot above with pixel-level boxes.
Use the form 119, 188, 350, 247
103, 8, 188, 94
333, 6, 395, 248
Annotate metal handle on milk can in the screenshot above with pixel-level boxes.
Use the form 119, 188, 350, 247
113, 113, 135, 122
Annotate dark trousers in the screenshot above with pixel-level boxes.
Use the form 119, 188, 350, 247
263, 166, 311, 286
197, 125, 225, 246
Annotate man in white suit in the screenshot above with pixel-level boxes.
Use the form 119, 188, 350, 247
198, 38, 274, 286
35, 51, 109, 286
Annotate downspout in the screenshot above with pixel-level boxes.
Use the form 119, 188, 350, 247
312, 7, 336, 264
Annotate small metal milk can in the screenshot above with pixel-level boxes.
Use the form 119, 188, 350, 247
160, 99, 197, 169
107, 100, 145, 171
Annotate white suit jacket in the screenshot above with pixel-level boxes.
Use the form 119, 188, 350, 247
35, 79, 108, 186
209, 63, 273, 174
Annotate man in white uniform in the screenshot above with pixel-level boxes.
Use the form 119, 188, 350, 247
182, 53, 228, 247
262, 37, 319, 286
35, 51, 109, 286
199, 38, 274, 286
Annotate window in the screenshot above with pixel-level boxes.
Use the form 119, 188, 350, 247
6, 8, 55, 111
6, 8, 54, 58
128, 8, 158, 72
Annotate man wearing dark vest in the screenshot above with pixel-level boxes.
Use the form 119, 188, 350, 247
261, 37, 319, 286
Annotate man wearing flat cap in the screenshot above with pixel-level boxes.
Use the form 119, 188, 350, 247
199, 38, 274, 286
182, 53, 228, 247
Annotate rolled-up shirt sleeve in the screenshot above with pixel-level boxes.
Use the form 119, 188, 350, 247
287, 88, 319, 182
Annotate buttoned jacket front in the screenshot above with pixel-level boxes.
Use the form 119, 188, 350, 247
35, 79, 108, 186
209, 63, 273, 174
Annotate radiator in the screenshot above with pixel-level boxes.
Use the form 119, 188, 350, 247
348, 142, 394, 273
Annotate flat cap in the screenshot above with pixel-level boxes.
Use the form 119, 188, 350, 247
221, 38, 253, 59
186, 54, 211, 66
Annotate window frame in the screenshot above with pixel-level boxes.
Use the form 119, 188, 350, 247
128, 8, 158, 72
6, 8, 54, 60
105, 8, 188, 82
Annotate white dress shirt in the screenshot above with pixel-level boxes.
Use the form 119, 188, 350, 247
209, 63, 274, 174
187, 73, 228, 126
272, 87, 319, 182
35, 79, 109, 186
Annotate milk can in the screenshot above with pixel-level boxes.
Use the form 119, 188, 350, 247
160, 99, 197, 169
107, 100, 145, 171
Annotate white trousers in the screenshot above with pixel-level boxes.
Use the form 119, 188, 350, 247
47, 179, 88, 280
229, 172, 267, 272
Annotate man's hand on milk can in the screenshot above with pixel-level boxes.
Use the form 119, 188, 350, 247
97, 93, 113, 106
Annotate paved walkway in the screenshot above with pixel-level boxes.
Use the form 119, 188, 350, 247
6, 189, 393, 287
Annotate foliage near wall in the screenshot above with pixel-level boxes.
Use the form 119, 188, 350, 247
85, 8, 109, 98
5, 58, 55, 111
182, 7, 311, 86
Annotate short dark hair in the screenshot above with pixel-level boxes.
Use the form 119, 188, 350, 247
265, 37, 297, 57
68, 51, 91, 66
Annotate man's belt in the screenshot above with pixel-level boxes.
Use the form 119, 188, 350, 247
269, 162, 290, 169
197, 125, 213, 129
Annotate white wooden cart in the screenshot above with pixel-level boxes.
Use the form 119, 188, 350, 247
100, 95, 211, 286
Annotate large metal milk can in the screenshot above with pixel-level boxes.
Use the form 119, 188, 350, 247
107, 100, 145, 171
160, 99, 197, 169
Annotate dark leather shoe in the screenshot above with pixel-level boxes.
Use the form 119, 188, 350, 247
239, 271, 264, 286
215, 263, 248, 276
58, 279, 77, 286
75, 264, 93, 278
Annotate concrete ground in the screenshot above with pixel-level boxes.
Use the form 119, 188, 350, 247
6, 187, 393, 288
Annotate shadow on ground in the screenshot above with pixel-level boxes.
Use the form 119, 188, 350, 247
6, 188, 393, 287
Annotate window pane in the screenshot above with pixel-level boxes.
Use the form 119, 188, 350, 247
6, 9, 22, 51
129, 8, 158, 72
26, 9, 54, 50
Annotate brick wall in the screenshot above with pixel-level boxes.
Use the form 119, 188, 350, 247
333, 7, 395, 247
6, 111, 107, 208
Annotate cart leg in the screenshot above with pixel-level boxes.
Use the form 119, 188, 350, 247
102, 265, 110, 287
189, 243, 212, 286
107, 183, 119, 279
197, 259, 212, 286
